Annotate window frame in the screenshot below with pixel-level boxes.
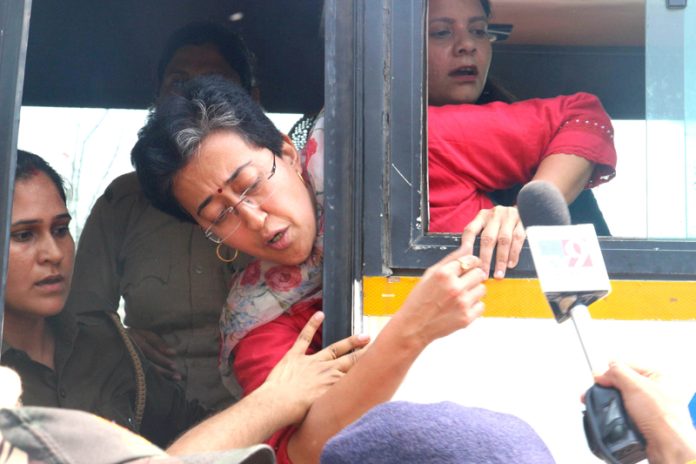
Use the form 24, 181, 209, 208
380, 0, 696, 277
322, 0, 696, 345
0, 0, 32, 340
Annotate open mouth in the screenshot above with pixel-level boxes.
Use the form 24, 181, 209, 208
268, 231, 284, 244
449, 66, 478, 77
36, 275, 64, 286
265, 227, 291, 251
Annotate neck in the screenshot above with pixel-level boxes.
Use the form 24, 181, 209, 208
3, 310, 56, 369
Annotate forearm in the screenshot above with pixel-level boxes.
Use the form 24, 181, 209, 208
167, 384, 292, 455
647, 420, 696, 464
287, 314, 426, 463
532, 153, 593, 204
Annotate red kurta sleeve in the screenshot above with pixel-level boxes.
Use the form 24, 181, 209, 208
232, 301, 322, 464
427, 92, 617, 233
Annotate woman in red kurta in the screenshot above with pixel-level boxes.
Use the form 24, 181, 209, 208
428, 93, 616, 232
427, 0, 617, 279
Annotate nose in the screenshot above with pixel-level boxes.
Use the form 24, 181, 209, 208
38, 235, 64, 265
453, 30, 476, 56
237, 203, 267, 231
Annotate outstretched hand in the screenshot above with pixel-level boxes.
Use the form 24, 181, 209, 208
461, 205, 525, 279
395, 249, 487, 349
263, 311, 370, 425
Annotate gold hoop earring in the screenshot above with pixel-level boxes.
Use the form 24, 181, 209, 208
216, 243, 239, 263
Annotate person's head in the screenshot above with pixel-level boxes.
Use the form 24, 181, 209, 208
6, 151, 73, 321
157, 21, 257, 100
428, 0, 494, 106
321, 401, 556, 464
132, 75, 316, 265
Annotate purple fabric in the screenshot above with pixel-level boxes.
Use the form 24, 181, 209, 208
320, 401, 556, 464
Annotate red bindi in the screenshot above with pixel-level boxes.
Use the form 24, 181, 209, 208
217, 188, 223, 194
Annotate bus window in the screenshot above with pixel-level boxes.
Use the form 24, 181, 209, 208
424, 0, 696, 240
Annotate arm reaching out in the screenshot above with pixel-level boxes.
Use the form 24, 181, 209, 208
463, 153, 593, 280
429, 92, 616, 278
533, 153, 593, 205
287, 250, 487, 463
166, 312, 369, 455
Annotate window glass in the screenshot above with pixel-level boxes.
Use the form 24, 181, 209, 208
689, 4, 696, 238
644, 0, 684, 238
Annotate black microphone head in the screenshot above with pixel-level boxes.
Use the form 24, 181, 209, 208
517, 181, 571, 227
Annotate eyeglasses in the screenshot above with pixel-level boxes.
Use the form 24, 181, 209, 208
474, 26, 498, 43
203, 152, 278, 244
429, 24, 498, 43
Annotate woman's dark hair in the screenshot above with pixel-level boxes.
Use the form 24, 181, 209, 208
157, 21, 257, 93
480, 0, 491, 17
477, 78, 518, 104
132, 75, 283, 223
15, 150, 67, 204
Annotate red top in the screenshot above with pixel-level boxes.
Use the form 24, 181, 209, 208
428, 92, 617, 233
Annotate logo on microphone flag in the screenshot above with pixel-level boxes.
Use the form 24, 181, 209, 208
527, 224, 610, 296
538, 239, 593, 268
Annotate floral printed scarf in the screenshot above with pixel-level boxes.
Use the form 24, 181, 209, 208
219, 113, 325, 384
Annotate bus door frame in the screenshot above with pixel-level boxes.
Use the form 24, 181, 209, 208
0, 0, 32, 342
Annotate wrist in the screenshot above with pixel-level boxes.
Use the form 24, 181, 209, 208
648, 421, 696, 464
254, 381, 307, 427
377, 311, 429, 357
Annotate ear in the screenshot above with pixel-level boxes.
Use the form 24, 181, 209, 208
280, 134, 302, 173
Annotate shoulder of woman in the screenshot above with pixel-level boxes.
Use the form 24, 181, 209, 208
98, 172, 146, 206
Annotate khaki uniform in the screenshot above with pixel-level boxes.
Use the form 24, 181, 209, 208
65, 173, 245, 409
1, 311, 209, 448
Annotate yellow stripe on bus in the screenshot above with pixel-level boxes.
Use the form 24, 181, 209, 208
363, 276, 696, 320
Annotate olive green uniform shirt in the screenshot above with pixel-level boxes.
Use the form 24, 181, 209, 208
65, 173, 246, 409
1, 311, 210, 448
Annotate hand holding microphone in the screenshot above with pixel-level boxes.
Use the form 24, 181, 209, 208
517, 181, 647, 464
593, 362, 696, 464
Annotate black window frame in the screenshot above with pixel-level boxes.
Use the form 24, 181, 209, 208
0, 0, 32, 343
322, 0, 696, 342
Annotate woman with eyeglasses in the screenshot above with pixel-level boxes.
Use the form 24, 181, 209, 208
2, 149, 369, 454
132, 75, 489, 464
426, 0, 616, 279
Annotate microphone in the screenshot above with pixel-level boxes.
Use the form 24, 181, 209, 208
517, 181, 610, 323
517, 180, 571, 227
517, 181, 647, 464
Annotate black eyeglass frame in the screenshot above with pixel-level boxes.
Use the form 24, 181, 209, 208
203, 150, 278, 244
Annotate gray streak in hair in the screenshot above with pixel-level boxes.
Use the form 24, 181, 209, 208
174, 99, 242, 156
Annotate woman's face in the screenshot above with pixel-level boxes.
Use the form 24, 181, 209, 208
428, 0, 493, 105
5, 172, 74, 320
173, 131, 317, 265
